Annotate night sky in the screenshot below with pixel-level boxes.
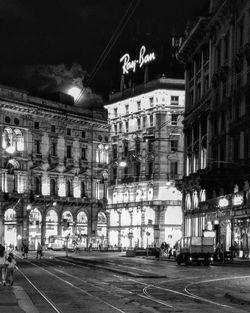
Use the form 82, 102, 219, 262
0, 0, 209, 105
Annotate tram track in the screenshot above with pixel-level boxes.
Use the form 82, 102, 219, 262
15, 255, 250, 313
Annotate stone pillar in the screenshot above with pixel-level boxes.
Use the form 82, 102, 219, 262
118, 212, 121, 247
41, 215, 46, 246
154, 206, 161, 247
106, 212, 110, 247
159, 206, 166, 245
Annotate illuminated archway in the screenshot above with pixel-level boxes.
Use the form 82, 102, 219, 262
97, 212, 107, 248
62, 210, 73, 237
29, 208, 42, 250
45, 209, 58, 240
75, 211, 88, 249
4, 208, 17, 248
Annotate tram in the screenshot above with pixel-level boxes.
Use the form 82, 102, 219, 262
47, 235, 86, 251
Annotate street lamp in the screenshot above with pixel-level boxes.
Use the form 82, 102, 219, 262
146, 231, 150, 257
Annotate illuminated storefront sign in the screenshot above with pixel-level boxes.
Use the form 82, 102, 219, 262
120, 46, 156, 75
232, 194, 243, 206
218, 197, 229, 208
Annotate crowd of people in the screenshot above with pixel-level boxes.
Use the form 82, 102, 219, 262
0, 243, 16, 286
160, 242, 177, 259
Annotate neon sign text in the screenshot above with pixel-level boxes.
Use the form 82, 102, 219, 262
120, 46, 156, 75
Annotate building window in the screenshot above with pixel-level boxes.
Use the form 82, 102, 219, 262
113, 167, 117, 181
135, 140, 140, 154
14, 118, 19, 125
81, 148, 86, 160
34, 177, 41, 195
119, 122, 122, 133
171, 96, 179, 105
170, 161, 178, 179
148, 161, 153, 177
170, 140, 178, 152
51, 125, 56, 133
149, 115, 153, 127
124, 140, 129, 157
95, 182, 100, 200
82, 131, 86, 138
137, 118, 141, 130
171, 114, 178, 125
113, 144, 117, 159
2, 127, 24, 152
50, 179, 56, 196
51, 143, 57, 156
125, 104, 129, 114
81, 182, 86, 197
66, 128, 71, 136
149, 97, 154, 107
125, 121, 129, 132
35, 140, 40, 154
143, 116, 147, 128
148, 139, 154, 152
66, 180, 71, 197
114, 124, 118, 135
34, 122, 39, 129
114, 108, 118, 117
137, 101, 141, 111
66, 145, 72, 158
5, 116, 11, 124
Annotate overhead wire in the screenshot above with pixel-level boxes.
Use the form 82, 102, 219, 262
74, 0, 141, 105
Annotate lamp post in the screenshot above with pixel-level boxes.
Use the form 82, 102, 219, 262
146, 231, 150, 257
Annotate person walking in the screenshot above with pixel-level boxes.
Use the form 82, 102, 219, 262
22, 243, 29, 259
5, 252, 16, 286
36, 243, 43, 259
0, 244, 7, 286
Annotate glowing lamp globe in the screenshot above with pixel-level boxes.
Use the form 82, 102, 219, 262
68, 87, 81, 101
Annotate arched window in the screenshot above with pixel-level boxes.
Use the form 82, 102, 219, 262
35, 177, 41, 195
77, 211, 88, 224
14, 129, 24, 151
97, 212, 107, 224
2, 127, 24, 153
200, 189, 206, 202
193, 191, 199, 209
96, 144, 109, 164
185, 193, 191, 210
50, 179, 56, 196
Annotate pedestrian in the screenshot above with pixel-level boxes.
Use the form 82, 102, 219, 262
5, 252, 16, 286
0, 244, 7, 286
36, 243, 43, 259
22, 244, 29, 259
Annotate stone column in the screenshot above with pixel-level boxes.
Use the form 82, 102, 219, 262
154, 206, 161, 247
41, 214, 46, 246
118, 211, 121, 247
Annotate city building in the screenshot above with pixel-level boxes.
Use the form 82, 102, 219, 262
177, 0, 250, 257
0, 85, 109, 250
105, 77, 185, 249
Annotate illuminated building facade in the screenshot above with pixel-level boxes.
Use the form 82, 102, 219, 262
105, 77, 185, 249
177, 0, 250, 257
0, 85, 109, 250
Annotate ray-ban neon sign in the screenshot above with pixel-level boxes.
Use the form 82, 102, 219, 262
120, 46, 156, 75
